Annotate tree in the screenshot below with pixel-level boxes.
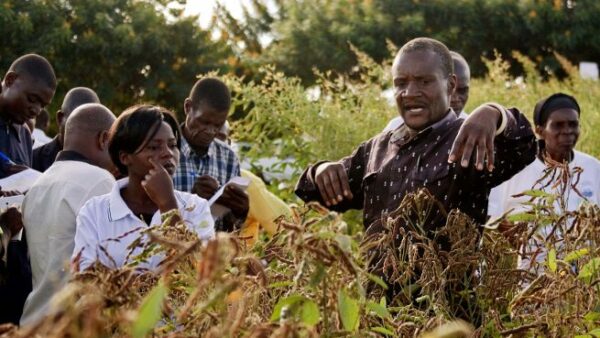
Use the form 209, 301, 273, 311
0, 0, 231, 120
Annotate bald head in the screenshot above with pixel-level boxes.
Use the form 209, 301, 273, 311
450, 51, 471, 114
65, 103, 115, 142
61, 87, 100, 117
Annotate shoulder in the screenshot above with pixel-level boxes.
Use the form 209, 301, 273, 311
574, 150, 600, 168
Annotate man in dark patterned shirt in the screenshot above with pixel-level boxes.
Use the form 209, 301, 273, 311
295, 37, 536, 233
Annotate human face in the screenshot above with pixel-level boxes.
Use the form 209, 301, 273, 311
392, 50, 455, 131
184, 100, 228, 148
450, 60, 470, 114
0, 73, 55, 125
122, 122, 180, 178
537, 108, 580, 162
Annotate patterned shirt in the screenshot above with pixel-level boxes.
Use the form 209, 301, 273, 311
173, 136, 240, 192
295, 109, 536, 232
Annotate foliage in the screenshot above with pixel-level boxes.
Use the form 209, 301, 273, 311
0, 0, 230, 122
217, 0, 600, 83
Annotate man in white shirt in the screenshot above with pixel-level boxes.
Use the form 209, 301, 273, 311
383, 50, 470, 132
20, 103, 116, 326
488, 93, 600, 273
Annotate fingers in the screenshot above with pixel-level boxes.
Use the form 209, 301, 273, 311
316, 173, 337, 206
459, 136, 475, 168
448, 130, 466, 164
337, 169, 353, 199
474, 138, 486, 171
315, 165, 351, 206
486, 135, 495, 172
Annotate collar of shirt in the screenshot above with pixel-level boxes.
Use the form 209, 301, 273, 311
180, 136, 218, 161
390, 109, 457, 146
55, 150, 92, 164
108, 177, 187, 222
0, 117, 24, 142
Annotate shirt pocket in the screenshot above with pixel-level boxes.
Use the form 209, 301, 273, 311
362, 171, 378, 193
411, 162, 451, 187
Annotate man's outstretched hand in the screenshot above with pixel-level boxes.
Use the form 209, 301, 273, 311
449, 104, 503, 172
314, 162, 353, 207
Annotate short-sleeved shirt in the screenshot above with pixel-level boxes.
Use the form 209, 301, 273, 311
72, 177, 215, 271
32, 136, 61, 172
296, 108, 537, 232
21, 151, 115, 326
0, 117, 33, 178
173, 136, 241, 191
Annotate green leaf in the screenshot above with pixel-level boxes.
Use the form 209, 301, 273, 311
270, 295, 305, 322
366, 301, 391, 319
565, 248, 590, 262
584, 311, 600, 322
301, 299, 320, 326
334, 234, 352, 252
516, 189, 554, 198
337, 290, 360, 332
366, 273, 388, 290
309, 263, 326, 288
371, 326, 395, 336
590, 328, 600, 337
507, 212, 537, 222
573, 335, 593, 338
268, 281, 294, 289
131, 281, 167, 338
547, 248, 557, 273
579, 258, 600, 284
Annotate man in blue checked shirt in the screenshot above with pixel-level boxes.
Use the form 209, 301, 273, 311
173, 78, 249, 231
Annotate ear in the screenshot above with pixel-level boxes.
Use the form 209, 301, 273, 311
3, 71, 18, 87
184, 98, 192, 116
535, 125, 544, 138
56, 110, 64, 126
447, 74, 457, 97
97, 130, 110, 151
119, 151, 132, 168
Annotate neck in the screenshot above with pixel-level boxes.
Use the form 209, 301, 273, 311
183, 127, 209, 155
540, 149, 573, 164
121, 175, 158, 214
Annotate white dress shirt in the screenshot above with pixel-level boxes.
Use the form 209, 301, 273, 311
21, 154, 115, 326
72, 177, 215, 271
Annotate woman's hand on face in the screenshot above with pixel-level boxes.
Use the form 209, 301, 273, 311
142, 157, 178, 212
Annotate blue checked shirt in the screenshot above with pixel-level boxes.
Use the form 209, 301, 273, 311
174, 136, 241, 192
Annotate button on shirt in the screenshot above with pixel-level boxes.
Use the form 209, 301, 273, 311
0, 118, 33, 178
173, 136, 241, 192
72, 178, 215, 271
296, 109, 536, 232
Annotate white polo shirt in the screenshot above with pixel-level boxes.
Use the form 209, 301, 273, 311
488, 150, 600, 272
21, 154, 115, 326
72, 178, 215, 271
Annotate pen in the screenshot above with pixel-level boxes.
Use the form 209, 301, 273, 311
0, 151, 16, 165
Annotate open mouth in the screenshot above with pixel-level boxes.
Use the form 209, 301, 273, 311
403, 104, 427, 115
163, 162, 176, 174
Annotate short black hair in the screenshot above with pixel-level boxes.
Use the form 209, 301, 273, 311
109, 105, 181, 176
397, 38, 453, 77
8, 54, 57, 89
189, 77, 231, 112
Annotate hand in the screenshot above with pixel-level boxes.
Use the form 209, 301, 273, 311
448, 104, 502, 171
0, 188, 22, 196
192, 175, 219, 199
314, 162, 353, 207
142, 158, 178, 212
216, 184, 249, 218
0, 207, 23, 236
4, 164, 29, 175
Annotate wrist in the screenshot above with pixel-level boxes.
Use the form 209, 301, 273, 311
158, 196, 178, 213
486, 103, 508, 136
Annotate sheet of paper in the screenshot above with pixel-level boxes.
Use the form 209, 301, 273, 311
207, 176, 251, 206
0, 168, 42, 192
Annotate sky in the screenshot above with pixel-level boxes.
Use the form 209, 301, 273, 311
184, 0, 255, 28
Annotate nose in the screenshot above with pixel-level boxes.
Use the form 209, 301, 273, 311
403, 81, 421, 98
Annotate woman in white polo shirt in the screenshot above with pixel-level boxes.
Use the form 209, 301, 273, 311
488, 93, 600, 273
72, 105, 215, 271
